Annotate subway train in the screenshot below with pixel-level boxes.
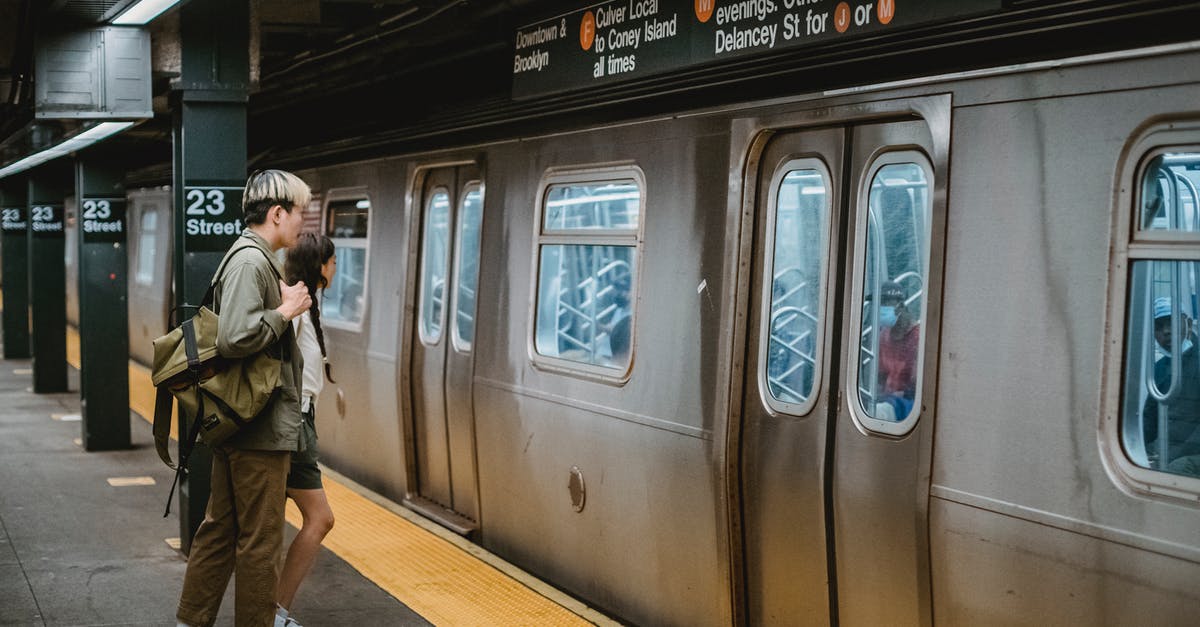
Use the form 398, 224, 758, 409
65, 29, 1200, 627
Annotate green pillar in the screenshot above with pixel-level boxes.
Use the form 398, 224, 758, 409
27, 165, 70, 393
0, 179, 29, 358
76, 153, 130, 450
173, 0, 249, 552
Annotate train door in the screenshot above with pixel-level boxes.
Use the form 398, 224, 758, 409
740, 117, 942, 625
409, 164, 485, 530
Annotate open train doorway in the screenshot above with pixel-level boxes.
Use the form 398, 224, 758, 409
738, 107, 947, 625
406, 163, 486, 533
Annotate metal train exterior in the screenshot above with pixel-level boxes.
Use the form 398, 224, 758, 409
74, 41, 1200, 625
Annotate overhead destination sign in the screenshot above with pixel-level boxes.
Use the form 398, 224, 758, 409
512, 0, 1001, 98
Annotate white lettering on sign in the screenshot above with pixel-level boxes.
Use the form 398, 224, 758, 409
31, 220, 63, 232
628, 0, 659, 20
596, 3, 627, 28
185, 188, 228, 216
716, 0, 778, 25
514, 49, 551, 72
1, 208, 24, 230
515, 23, 560, 49
187, 218, 243, 236
644, 12, 677, 43
83, 219, 123, 233
715, 23, 778, 54
81, 199, 113, 220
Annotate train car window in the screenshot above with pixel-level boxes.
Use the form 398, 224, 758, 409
544, 181, 639, 232
418, 190, 451, 344
452, 184, 484, 352
322, 195, 370, 329
1139, 153, 1200, 232
852, 156, 933, 434
761, 163, 832, 415
135, 209, 157, 286
532, 172, 643, 376
1121, 151, 1200, 481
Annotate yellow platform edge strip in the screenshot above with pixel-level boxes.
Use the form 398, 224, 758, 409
68, 327, 612, 626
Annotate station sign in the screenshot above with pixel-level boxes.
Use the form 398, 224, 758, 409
29, 204, 64, 238
512, 0, 1002, 98
79, 197, 127, 244
183, 185, 243, 252
1, 206, 26, 233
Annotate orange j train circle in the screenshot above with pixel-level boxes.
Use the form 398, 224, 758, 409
834, 2, 850, 33
878, 0, 895, 25
695, 0, 714, 23
580, 11, 596, 50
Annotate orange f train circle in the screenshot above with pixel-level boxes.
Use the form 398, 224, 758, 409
581, 11, 596, 50
695, 0, 714, 23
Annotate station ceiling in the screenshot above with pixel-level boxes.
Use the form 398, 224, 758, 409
0, 0, 559, 180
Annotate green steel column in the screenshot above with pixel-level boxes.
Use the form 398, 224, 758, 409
76, 153, 130, 450
0, 179, 29, 358
173, 0, 249, 552
27, 165, 70, 393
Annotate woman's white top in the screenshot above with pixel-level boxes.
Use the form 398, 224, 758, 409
293, 310, 324, 413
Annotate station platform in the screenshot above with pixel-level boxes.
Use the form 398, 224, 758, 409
0, 336, 614, 626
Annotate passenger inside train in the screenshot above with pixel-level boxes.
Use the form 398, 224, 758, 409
873, 281, 920, 421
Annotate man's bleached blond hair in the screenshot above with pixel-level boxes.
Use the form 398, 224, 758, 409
242, 169, 311, 225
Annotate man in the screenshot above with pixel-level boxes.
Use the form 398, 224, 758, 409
177, 170, 313, 627
1143, 297, 1200, 477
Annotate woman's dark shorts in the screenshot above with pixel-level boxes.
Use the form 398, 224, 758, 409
287, 409, 322, 490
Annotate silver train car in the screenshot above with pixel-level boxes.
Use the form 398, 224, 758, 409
101, 41, 1200, 626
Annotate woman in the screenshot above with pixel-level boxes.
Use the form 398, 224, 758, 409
276, 232, 338, 627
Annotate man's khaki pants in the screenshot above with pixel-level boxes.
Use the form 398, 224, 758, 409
177, 446, 291, 627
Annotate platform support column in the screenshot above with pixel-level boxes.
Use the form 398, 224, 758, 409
172, 0, 250, 552
27, 165, 70, 393
0, 179, 30, 358
76, 154, 131, 450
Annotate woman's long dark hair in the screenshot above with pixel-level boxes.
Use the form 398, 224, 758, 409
285, 232, 336, 383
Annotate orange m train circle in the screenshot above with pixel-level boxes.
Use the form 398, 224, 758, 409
580, 11, 596, 50
695, 0, 714, 23
878, 0, 895, 25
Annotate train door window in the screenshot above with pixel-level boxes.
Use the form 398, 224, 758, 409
851, 154, 934, 435
418, 189, 451, 344
323, 193, 370, 329
532, 167, 643, 376
760, 161, 832, 414
452, 184, 484, 351
135, 209, 157, 286
1120, 151, 1200, 482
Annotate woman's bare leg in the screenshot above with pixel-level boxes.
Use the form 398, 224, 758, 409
277, 488, 335, 610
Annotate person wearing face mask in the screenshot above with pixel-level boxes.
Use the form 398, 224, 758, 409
876, 281, 920, 419
1142, 297, 1200, 476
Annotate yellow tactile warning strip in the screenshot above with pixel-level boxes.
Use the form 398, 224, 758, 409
67, 325, 608, 626
287, 478, 596, 626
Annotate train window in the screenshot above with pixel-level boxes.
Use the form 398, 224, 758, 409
322, 195, 370, 329
1121, 260, 1200, 479
1120, 151, 1200, 482
135, 209, 157, 286
452, 184, 484, 352
760, 163, 832, 414
544, 181, 639, 232
532, 170, 643, 376
852, 156, 933, 435
1139, 153, 1200, 233
418, 190, 451, 344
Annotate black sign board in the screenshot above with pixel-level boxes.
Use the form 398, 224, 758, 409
29, 204, 64, 237
512, 0, 1002, 98
1, 206, 26, 233
183, 186, 244, 252
79, 197, 127, 243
